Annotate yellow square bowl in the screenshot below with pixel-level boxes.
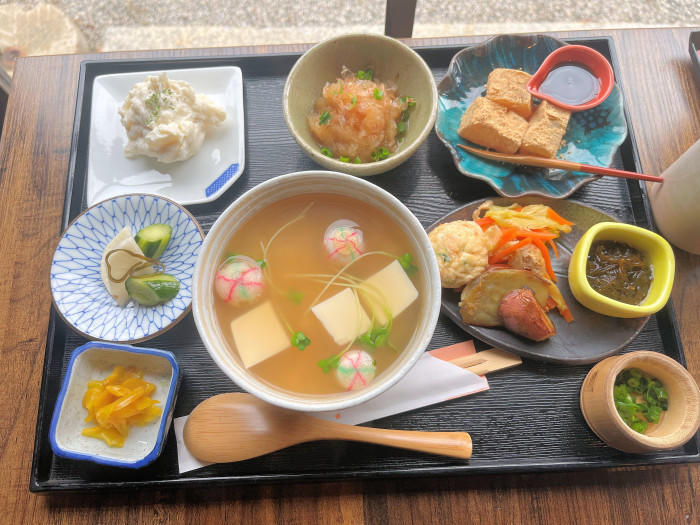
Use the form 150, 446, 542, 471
568, 222, 675, 318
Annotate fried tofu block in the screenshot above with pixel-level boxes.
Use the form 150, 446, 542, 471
486, 68, 533, 119
519, 101, 571, 158
458, 97, 528, 155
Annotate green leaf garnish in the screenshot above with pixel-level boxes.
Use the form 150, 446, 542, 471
291, 331, 311, 351
319, 111, 331, 125
357, 324, 391, 350
373, 88, 383, 100
287, 289, 304, 304
339, 156, 350, 163
321, 147, 333, 157
317, 354, 341, 373
398, 253, 418, 275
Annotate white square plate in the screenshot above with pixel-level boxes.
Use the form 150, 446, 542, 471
87, 66, 245, 206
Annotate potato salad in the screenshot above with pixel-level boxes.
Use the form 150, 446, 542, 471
119, 73, 226, 163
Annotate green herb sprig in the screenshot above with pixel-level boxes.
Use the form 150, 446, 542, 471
291, 331, 311, 351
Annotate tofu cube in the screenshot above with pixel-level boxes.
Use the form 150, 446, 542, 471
486, 68, 534, 119
312, 288, 371, 346
519, 101, 571, 158
360, 260, 419, 326
230, 301, 290, 368
458, 97, 528, 154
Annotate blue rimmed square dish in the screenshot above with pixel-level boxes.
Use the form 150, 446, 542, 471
50, 342, 180, 469
435, 34, 628, 199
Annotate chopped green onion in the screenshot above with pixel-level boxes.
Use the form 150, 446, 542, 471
291, 331, 311, 351
407, 98, 416, 107
372, 146, 390, 161
357, 69, 374, 81
614, 369, 669, 434
352, 156, 362, 164
319, 110, 331, 125
398, 253, 418, 275
321, 147, 333, 157
396, 121, 407, 134
339, 156, 350, 163
287, 289, 304, 304
373, 88, 383, 100
350, 96, 357, 108
256, 259, 266, 268
336, 83, 343, 95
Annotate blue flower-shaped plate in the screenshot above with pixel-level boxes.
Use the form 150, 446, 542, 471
435, 34, 628, 199
51, 194, 204, 343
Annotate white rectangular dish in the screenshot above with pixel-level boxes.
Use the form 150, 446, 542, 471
87, 66, 245, 205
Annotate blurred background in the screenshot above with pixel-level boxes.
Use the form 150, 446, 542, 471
1, 0, 699, 77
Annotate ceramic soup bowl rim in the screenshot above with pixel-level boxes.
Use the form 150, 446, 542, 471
192, 170, 441, 412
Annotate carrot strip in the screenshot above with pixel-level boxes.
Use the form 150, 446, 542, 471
560, 307, 574, 323
474, 217, 495, 229
546, 207, 575, 226
548, 239, 559, 258
515, 228, 557, 240
532, 237, 556, 282
493, 227, 519, 252
490, 237, 532, 264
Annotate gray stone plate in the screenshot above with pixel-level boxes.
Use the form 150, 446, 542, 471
427, 196, 648, 364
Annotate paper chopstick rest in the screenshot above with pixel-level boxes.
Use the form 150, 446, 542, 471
174, 341, 494, 473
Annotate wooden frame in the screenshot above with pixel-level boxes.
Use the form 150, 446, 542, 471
0, 68, 10, 136
385, 0, 417, 38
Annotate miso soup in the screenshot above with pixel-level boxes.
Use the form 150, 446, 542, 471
213, 193, 424, 395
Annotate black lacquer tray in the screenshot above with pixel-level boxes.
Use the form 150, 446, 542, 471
31, 37, 700, 492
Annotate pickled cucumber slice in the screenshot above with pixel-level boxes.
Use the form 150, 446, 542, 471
134, 224, 172, 259
125, 273, 180, 306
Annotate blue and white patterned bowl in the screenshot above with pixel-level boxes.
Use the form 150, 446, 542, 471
435, 34, 628, 199
50, 194, 204, 343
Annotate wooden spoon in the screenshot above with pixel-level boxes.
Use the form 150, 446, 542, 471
183, 393, 472, 463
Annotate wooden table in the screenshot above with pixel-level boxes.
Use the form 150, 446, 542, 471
1, 27, 698, 524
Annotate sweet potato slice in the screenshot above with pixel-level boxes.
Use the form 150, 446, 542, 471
458, 268, 551, 326
498, 288, 556, 341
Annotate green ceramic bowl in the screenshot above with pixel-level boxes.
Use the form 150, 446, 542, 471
569, 222, 675, 318
283, 33, 438, 176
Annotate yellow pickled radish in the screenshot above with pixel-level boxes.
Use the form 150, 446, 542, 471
80, 366, 162, 447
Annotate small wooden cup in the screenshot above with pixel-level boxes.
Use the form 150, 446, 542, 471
580, 351, 700, 453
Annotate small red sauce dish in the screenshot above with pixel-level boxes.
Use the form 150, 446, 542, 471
527, 45, 615, 112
